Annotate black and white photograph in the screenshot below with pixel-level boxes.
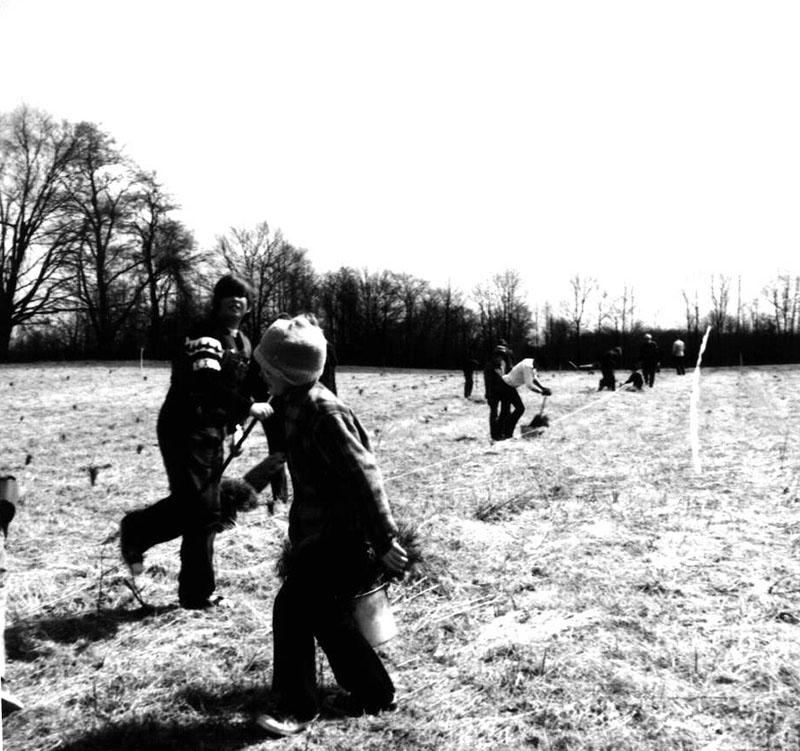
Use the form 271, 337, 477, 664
1, 1, 799, 749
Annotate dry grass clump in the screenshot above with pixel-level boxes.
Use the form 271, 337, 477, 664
2, 363, 800, 749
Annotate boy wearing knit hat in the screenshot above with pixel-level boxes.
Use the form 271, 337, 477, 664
252, 315, 408, 738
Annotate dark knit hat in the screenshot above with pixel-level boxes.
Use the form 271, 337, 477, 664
254, 315, 327, 385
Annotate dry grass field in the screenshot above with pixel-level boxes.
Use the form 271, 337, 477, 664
1, 360, 799, 750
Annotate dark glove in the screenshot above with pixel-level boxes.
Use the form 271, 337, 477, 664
540, 387, 552, 396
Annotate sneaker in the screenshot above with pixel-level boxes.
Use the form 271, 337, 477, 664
323, 692, 397, 718
119, 518, 144, 576
180, 594, 231, 610
256, 711, 317, 737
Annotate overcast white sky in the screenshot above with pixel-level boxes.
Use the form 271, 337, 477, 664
1, 0, 799, 327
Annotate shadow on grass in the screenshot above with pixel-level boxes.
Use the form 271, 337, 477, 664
5, 604, 178, 661
45, 716, 270, 751
34, 685, 282, 751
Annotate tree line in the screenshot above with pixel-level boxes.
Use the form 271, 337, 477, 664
2, 106, 799, 369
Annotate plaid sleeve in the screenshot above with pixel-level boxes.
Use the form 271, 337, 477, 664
313, 409, 398, 553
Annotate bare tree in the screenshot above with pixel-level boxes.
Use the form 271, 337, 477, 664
561, 273, 597, 363
62, 122, 150, 356
396, 272, 429, 364
360, 269, 403, 364
318, 266, 361, 354
472, 269, 532, 351
682, 287, 701, 338
616, 283, 636, 336
131, 172, 199, 355
595, 290, 610, 333
709, 274, 732, 333
419, 282, 475, 366
0, 106, 80, 359
216, 221, 316, 342
735, 275, 744, 334
762, 272, 800, 335
218, 221, 285, 337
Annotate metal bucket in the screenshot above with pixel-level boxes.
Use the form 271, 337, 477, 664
0, 476, 18, 504
353, 583, 398, 646
1, 475, 19, 537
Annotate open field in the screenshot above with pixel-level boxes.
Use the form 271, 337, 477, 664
2, 361, 800, 750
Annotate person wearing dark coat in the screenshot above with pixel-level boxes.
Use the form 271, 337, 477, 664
483, 347, 512, 440
462, 353, 480, 398
639, 334, 660, 388
320, 341, 338, 395
598, 346, 622, 391
623, 370, 644, 390
496, 340, 514, 371
119, 275, 273, 608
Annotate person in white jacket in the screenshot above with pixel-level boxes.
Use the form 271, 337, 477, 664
501, 358, 551, 439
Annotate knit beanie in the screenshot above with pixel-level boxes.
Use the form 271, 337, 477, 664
254, 315, 327, 385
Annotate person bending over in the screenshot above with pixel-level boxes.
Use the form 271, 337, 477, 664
500, 357, 552, 439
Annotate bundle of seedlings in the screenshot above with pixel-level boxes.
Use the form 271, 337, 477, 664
218, 476, 260, 529
274, 519, 424, 586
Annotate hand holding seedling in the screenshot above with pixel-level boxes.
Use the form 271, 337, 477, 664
381, 538, 408, 574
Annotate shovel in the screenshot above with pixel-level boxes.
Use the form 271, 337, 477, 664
197, 409, 264, 497
529, 395, 549, 429
219, 417, 260, 476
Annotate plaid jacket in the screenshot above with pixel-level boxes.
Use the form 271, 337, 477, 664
280, 382, 398, 555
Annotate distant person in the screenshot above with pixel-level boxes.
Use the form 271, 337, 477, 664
623, 369, 644, 391
320, 340, 338, 395
501, 358, 552, 438
462, 353, 480, 399
672, 337, 686, 375
299, 313, 338, 396
483, 347, 510, 440
496, 339, 514, 371
249, 314, 407, 737
598, 346, 621, 391
120, 275, 274, 609
639, 333, 660, 388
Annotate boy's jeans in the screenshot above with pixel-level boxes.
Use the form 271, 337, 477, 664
271, 538, 395, 719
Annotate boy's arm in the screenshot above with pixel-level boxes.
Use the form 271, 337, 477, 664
314, 411, 399, 554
